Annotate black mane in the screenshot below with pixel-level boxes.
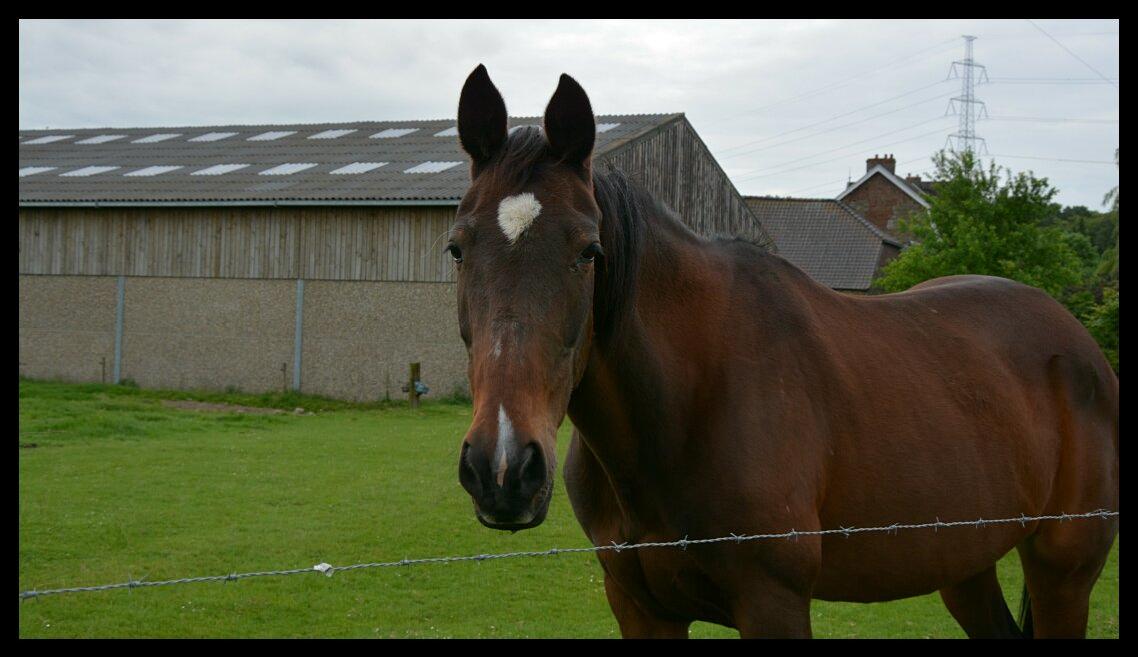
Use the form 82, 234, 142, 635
591, 164, 651, 344
481, 126, 551, 192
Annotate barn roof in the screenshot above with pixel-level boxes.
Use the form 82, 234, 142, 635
19, 114, 680, 206
744, 196, 901, 291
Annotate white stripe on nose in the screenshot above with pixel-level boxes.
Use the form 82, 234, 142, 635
495, 404, 515, 487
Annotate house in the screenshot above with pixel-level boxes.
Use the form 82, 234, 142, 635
838, 154, 933, 236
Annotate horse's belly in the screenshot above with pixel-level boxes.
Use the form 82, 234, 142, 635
811, 525, 1030, 602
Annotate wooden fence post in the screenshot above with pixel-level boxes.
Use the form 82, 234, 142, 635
409, 362, 421, 409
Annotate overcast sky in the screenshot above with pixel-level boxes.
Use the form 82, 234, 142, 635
19, 19, 1119, 209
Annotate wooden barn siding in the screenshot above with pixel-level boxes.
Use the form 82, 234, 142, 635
18, 206, 459, 283
598, 118, 773, 249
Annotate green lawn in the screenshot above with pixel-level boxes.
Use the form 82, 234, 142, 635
18, 379, 1118, 638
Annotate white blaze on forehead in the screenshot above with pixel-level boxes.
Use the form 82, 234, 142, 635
497, 193, 542, 244
495, 404, 516, 487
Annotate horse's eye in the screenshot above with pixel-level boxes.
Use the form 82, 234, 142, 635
446, 243, 463, 264
577, 242, 603, 265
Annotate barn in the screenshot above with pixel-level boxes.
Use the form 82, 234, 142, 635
19, 115, 772, 401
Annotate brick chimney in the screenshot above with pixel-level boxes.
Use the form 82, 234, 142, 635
866, 153, 896, 174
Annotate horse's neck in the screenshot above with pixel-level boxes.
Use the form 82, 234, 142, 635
567, 210, 747, 524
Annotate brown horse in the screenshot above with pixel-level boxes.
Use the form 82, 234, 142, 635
449, 65, 1118, 638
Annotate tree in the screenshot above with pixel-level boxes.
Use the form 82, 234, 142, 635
1085, 147, 1118, 374
1085, 286, 1119, 374
875, 148, 1118, 375
874, 150, 1088, 299
1097, 148, 1119, 280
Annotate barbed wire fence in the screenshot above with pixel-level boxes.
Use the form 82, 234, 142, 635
19, 509, 1117, 601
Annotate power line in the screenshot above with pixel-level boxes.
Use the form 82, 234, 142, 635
780, 158, 933, 196
984, 116, 1119, 125
989, 77, 1119, 84
990, 153, 1117, 165
716, 80, 952, 156
715, 37, 961, 122
731, 116, 950, 179
719, 88, 957, 161
783, 178, 848, 196
734, 124, 952, 183
1025, 19, 1119, 89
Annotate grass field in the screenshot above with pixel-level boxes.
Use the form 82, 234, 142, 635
18, 379, 1118, 638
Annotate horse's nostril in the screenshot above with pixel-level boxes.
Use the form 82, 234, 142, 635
459, 442, 483, 498
518, 443, 547, 497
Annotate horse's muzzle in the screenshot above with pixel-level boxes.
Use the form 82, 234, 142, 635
460, 440, 553, 530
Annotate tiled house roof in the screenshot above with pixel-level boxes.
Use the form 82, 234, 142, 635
745, 196, 901, 291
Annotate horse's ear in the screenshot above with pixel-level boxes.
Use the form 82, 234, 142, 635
543, 73, 595, 178
457, 64, 508, 175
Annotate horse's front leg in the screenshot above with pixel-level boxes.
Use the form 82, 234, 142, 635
732, 576, 814, 638
603, 574, 692, 638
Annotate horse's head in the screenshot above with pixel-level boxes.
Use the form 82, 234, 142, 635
451, 65, 601, 530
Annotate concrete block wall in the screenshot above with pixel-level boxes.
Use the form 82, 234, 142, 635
19, 276, 118, 383
121, 278, 297, 392
19, 275, 470, 401
301, 281, 468, 402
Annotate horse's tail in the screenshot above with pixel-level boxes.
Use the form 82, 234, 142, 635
1018, 583, 1034, 638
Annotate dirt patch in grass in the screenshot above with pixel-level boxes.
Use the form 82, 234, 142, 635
161, 400, 288, 415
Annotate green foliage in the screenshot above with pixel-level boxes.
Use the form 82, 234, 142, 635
876, 151, 1086, 299
875, 149, 1120, 374
1042, 205, 1118, 257
1084, 286, 1119, 374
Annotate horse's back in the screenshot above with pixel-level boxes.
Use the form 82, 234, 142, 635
850, 273, 1116, 496
802, 274, 1118, 600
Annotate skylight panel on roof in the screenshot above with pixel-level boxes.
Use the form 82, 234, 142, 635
61, 166, 120, 177
24, 135, 74, 145
596, 122, 621, 133
192, 164, 251, 176
403, 161, 461, 174
248, 181, 296, 192
310, 129, 358, 140
259, 163, 318, 176
329, 162, 388, 175
248, 131, 297, 141
371, 128, 419, 139
132, 133, 182, 144
125, 165, 183, 177
189, 132, 239, 142
433, 127, 458, 137
20, 167, 57, 177
77, 135, 126, 144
